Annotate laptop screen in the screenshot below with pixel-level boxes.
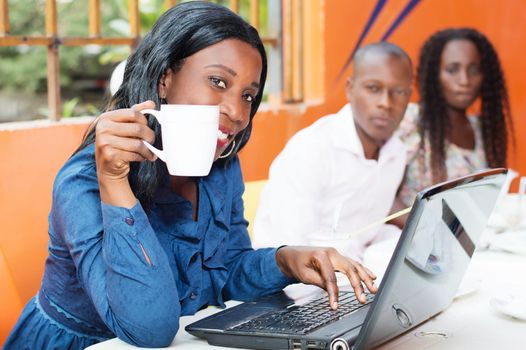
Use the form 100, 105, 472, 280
353, 169, 506, 350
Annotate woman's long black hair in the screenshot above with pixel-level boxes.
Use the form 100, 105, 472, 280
417, 27, 513, 183
75, 1, 267, 209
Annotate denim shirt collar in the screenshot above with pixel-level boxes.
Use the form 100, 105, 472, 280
154, 163, 231, 227
151, 163, 232, 263
201, 163, 232, 230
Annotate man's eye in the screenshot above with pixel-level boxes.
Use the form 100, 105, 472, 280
243, 93, 255, 103
366, 85, 381, 93
394, 88, 410, 97
210, 77, 227, 89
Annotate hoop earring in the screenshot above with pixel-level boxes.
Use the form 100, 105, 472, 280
218, 140, 236, 159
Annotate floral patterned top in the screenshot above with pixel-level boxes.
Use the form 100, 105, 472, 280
396, 103, 487, 205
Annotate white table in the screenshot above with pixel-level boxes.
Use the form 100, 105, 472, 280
87, 240, 526, 350
373, 247, 526, 350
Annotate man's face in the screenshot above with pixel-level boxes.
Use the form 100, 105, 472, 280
346, 53, 412, 147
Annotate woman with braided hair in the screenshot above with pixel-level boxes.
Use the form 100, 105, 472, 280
397, 27, 514, 206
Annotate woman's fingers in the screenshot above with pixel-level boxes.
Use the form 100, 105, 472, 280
275, 246, 378, 309
333, 255, 377, 303
98, 118, 156, 145
95, 101, 158, 179
314, 251, 341, 310
99, 134, 153, 162
296, 249, 341, 310
131, 100, 156, 113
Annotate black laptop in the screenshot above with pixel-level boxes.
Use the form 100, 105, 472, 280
186, 169, 507, 350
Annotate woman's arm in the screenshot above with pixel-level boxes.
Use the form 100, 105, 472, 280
52, 102, 180, 347
221, 159, 295, 301
221, 159, 376, 308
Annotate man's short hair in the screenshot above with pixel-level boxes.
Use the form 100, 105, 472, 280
352, 42, 413, 74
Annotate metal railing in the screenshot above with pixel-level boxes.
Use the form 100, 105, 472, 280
0, 0, 303, 121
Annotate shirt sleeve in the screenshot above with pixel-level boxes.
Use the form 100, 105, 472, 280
50, 159, 179, 347
252, 132, 331, 248
221, 159, 296, 301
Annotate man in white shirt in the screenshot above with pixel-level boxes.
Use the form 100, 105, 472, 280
252, 42, 413, 260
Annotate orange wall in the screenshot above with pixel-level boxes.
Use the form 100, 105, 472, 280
1, 0, 525, 341
242, 0, 525, 185
0, 119, 92, 301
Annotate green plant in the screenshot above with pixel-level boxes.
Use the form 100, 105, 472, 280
62, 97, 79, 118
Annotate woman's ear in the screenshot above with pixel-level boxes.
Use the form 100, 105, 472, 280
158, 68, 174, 99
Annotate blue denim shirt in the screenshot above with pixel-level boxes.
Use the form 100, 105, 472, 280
32, 144, 294, 347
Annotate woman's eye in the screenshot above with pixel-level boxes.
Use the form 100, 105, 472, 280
468, 65, 481, 76
445, 65, 459, 74
210, 77, 227, 89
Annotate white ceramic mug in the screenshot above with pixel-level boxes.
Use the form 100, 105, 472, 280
141, 104, 220, 176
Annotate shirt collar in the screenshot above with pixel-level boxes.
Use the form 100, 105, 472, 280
333, 103, 405, 161
152, 163, 231, 229
332, 103, 364, 155
201, 163, 231, 229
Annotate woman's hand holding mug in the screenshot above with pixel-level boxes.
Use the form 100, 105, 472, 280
95, 100, 157, 208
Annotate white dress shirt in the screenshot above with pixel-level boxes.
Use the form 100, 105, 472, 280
252, 104, 406, 260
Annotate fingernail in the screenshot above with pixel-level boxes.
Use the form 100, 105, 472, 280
332, 302, 338, 310
361, 293, 366, 301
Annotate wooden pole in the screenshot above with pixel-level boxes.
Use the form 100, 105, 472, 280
129, 0, 140, 38
89, 0, 101, 37
46, 0, 61, 121
230, 0, 240, 13
250, 0, 259, 30
164, 0, 177, 9
0, 0, 10, 35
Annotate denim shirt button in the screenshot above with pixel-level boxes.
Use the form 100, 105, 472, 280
190, 292, 198, 300
124, 217, 135, 226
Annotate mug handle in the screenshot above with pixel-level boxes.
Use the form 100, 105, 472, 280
140, 109, 165, 162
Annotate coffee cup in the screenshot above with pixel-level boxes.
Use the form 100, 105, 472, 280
141, 104, 219, 176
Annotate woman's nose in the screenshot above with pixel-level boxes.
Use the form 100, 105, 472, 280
221, 94, 244, 124
458, 69, 470, 85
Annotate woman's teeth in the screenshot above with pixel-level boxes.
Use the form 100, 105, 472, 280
217, 130, 229, 141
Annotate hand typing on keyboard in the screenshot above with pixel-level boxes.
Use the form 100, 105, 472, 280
275, 246, 377, 310
229, 291, 374, 335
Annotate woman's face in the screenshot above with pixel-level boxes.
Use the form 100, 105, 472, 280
160, 39, 262, 160
439, 39, 483, 111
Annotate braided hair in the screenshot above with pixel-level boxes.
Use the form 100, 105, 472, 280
417, 28, 513, 182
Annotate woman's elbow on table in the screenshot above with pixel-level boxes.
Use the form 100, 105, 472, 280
113, 305, 181, 348
118, 318, 180, 348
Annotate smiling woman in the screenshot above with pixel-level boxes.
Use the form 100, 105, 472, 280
3, 2, 377, 349
157, 39, 262, 162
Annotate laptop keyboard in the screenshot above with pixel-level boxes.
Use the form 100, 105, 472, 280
228, 291, 373, 335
